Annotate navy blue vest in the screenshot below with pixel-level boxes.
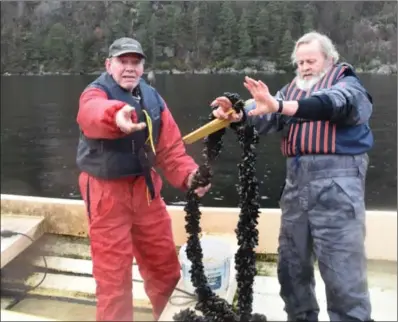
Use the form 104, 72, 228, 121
76, 72, 164, 180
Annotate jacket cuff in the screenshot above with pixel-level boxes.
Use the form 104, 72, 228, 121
102, 104, 124, 131
106, 104, 138, 127
182, 167, 197, 191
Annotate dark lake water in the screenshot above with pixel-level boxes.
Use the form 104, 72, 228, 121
1, 73, 396, 210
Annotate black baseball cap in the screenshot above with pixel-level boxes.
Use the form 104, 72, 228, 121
108, 37, 146, 59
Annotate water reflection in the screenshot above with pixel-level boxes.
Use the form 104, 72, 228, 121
0, 74, 396, 210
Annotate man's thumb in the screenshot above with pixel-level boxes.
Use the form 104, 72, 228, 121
136, 122, 147, 130
122, 104, 134, 114
248, 109, 260, 116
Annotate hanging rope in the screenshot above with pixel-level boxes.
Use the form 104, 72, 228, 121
173, 93, 268, 322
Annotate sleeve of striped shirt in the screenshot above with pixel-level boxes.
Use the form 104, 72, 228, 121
306, 70, 373, 125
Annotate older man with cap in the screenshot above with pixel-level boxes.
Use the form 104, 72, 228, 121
76, 37, 210, 321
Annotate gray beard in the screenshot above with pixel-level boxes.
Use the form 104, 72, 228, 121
295, 68, 329, 91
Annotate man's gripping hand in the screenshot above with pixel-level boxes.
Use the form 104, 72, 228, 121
186, 168, 211, 197
210, 93, 244, 123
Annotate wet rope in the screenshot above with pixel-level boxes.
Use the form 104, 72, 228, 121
173, 93, 267, 322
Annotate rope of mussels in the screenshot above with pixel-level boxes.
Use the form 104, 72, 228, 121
173, 93, 268, 322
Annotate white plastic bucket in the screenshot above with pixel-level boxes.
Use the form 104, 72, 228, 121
179, 235, 232, 297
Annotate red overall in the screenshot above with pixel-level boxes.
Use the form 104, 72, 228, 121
77, 88, 198, 321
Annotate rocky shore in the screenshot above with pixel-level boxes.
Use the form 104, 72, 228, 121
2, 61, 397, 76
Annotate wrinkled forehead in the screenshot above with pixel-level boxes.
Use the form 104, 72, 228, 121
295, 40, 324, 61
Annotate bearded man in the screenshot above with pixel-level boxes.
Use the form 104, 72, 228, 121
211, 31, 374, 322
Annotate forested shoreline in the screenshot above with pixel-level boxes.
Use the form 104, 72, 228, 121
1, 1, 397, 75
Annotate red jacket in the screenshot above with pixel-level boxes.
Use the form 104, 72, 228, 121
77, 87, 198, 190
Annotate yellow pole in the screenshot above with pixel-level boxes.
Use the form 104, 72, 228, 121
182, 99, 254, 145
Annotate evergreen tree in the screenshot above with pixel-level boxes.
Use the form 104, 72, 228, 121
0, 1, 396, 74
277, 29, 294, 71
254, 8, 270, 57
217, 2, 238, 60
238, 9, 252, 58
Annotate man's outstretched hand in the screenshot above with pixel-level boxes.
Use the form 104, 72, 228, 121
115, 104, 147, 134
243, 76, 278, 116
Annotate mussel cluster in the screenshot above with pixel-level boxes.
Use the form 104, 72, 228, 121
173, 93, 267, 322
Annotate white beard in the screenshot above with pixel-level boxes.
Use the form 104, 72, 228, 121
295, 68, 329, 91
